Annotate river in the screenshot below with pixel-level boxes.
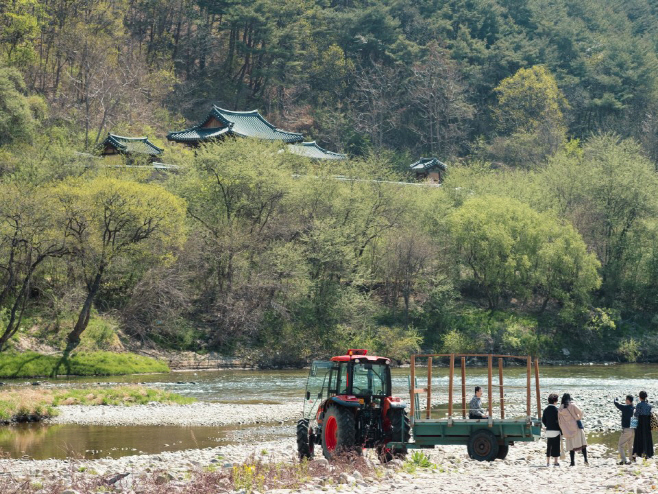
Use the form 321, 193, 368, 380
1, 363, 656, 459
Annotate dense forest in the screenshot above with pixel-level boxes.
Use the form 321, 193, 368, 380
2, 0, 658, 365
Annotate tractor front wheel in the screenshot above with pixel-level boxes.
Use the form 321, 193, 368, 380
297, 419, 314, 460
467, 429, 499, 462
321, 405, 357, 460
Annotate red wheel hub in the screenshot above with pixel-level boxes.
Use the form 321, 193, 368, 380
324, 416, 338, 451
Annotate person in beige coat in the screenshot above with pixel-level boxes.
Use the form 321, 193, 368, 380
558, 393, 589, 466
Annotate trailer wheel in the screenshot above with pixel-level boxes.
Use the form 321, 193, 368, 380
388, 408, 411, 443
467, 429, 499, 462
496, 444, 509, 460
297, 419, 314, 460
322, 405, 357, 460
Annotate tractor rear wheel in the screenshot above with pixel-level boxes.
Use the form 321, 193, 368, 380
496, 444, 509, 460
467, 429, 499, 462
321, 405, 357, 460
297, 419, 314, 460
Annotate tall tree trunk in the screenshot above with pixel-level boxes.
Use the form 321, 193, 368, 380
67, 265, 104, 349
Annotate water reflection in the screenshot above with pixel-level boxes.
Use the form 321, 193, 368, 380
0, 423, 245, 460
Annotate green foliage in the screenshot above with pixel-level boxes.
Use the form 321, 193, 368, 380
448, 195, 600, 311
0, 351, 169, 378
0, 67, 36, 145
0, 385, 192, 421
617, 338, 641, 363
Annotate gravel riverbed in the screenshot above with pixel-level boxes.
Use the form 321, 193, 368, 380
2, 373, 657, 493
50, 402, 301, 427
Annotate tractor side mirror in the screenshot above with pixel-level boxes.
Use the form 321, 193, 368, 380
306, 391, 311, 400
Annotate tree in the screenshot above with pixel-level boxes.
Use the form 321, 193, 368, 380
408, 43, 474, 157
0, 66, 37, 145
0, 184, 69, 351
55, 178, 186, 351
490, 65, 568, 166
449, 195, 600, 310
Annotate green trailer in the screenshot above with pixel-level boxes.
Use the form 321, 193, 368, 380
387, 354, 543, 461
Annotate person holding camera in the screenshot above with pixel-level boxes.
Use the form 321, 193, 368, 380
614, 395, 635, 465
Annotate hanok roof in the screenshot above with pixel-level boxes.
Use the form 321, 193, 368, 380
167, 106, 303, 144
287, 141, 347, 160
102, 134, 163, 156
410, 157, 447, 172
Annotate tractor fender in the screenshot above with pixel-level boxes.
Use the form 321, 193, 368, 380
382, 396, 407, 420
329, 396, 362, 408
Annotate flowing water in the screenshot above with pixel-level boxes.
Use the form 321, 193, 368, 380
1, 363, 656, 459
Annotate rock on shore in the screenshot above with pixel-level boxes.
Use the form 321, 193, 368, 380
49, 401, 301, 427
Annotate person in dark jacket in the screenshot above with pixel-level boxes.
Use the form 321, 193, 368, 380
632, 390, 654, 460
542, 393, 562, 466
614, 395, 635, 464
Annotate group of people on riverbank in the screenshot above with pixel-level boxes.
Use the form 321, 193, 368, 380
541, 391, 655, 467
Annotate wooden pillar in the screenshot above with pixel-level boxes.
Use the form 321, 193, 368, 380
448, 354, 455, 418
461, 357, 466, 418
526, 356, 531, 418
534, 358, 541, 420
487, 355, 493, 419
426, 357, 432, 419
410, 355, 416, 421
498, 357, 505, 419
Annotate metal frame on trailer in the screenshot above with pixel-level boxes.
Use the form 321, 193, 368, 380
389, 354, 542, 455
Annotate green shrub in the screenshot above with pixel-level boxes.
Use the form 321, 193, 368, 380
617, 338, 641, 363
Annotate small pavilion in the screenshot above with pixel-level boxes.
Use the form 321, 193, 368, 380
101, 134, 163, 162
410, 157, 447, 184
287, 141, 346, 160
167, 106, 303, 146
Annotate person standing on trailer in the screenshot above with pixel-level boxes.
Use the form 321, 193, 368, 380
542, 393, 562, 467
614, 395, 635, 465
469, 386, 489, 419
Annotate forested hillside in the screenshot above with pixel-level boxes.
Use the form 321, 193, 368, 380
2, 0, 658, 366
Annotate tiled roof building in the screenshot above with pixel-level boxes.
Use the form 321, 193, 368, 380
287, 141, 346, 160
410, 157, 447, 184
101, 134, 163, 159
167, 106, 303, 145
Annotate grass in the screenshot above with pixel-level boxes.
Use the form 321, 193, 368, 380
0, 385, 195, 422
0, 350, 169, 378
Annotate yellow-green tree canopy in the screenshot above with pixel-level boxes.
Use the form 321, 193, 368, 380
449, 195, 600, 310
54, 177, 187, 348
494, 65, 568, 136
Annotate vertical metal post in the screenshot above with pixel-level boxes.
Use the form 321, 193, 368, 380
498, 357, 505, 419
526, 356, 531, 418
410, 355, 416, 421
448, 354, 455, 418
487, 355, 493, 420
534, 358, 541, 420
426, 357, 432, 419
461, 356, 466, 418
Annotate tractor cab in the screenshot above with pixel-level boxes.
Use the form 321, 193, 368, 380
298, 350, 409, 461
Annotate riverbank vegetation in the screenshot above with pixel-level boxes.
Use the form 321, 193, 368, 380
0, 385, 194, 422
0, 352, 169, 378
1, 0, 658, 365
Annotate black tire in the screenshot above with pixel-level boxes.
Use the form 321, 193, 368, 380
321, 405, 357, 460
297, 419, 314, 460
467, 429, 499, 462
388, 408, 411, 443
496, 444, 509, 460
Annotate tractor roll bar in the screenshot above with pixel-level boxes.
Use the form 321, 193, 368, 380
409, 354, 541, 424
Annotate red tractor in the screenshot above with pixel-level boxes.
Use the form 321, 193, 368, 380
297, 349, 410, 461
